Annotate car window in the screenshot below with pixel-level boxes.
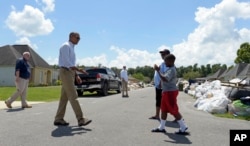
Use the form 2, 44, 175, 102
87, 69, 107, 74
107, 68, 115, 76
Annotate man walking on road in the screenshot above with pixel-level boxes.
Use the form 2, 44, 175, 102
5, 52, 32, 109
54, 32, 92, 127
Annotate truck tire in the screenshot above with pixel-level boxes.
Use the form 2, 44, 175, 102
77, 90, 83, 96
117, 83, 121, 93
101, 82, 108, 96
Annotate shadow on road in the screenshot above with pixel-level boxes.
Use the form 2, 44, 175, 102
165, 121, 179, 128
78, 92, 120, 98
51, 126, 92, 137
164, 132, 192, 144
6, 108, 24, 112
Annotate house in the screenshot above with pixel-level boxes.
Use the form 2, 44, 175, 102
206, 68, 227, 81
0, 45, 58, 86
219, 63, 249, 81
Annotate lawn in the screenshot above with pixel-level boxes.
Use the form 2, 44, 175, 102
0, 86, 100, 102
0, 86, 61, 102
213, 113, 250, 121
0, 86, 117, 102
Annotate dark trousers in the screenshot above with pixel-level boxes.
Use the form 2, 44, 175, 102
155, 88, 162, 107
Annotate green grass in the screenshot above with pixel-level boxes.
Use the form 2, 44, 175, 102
0, 86, 61, 102
0, 86, 104, 102
213, 113, 250, 121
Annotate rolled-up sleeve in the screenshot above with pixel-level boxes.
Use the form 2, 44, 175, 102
59, 43, 76, 68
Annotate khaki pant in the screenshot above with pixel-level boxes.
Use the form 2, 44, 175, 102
7, 77, 29, 106
122, 80, 128, 96
55, 68, 83, 121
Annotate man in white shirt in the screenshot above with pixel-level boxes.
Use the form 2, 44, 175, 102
54, 32, 92, 127
120, 66, 129, 97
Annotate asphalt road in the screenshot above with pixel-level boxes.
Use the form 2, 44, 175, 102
0, 87, 249, 146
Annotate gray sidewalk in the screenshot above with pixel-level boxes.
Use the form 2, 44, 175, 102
0, 101, 44, 109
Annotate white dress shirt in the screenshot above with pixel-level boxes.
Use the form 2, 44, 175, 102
120, 69, 128, 82
58, 41, 76, 68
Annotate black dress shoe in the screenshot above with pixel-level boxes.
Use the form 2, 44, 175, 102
54, 120, 69, 126
78, 118, 92, 126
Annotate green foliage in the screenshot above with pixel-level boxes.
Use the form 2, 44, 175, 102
206, 64, 212, 75
235, 42, 250, 63
183, 71, 201, 80
132, 73, 144, 81
200, 65, 206, 77
143, 76, 151, 83
213, 113, 250, 121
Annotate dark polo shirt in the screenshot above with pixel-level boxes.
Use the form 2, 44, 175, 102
15, 58, 30, 79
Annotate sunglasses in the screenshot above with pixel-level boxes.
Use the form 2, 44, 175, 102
74, 36, 80, 40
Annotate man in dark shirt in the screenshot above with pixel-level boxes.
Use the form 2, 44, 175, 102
5, 52, 32, 109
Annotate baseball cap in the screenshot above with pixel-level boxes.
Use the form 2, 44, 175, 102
159, 49, 170, 54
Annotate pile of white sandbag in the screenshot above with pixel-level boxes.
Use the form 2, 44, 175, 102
193, 80, 232, 114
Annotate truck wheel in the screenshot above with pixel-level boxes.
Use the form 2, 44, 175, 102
101, 83, 108, 96
77, 90, 83, 96
117, 83, 121, 93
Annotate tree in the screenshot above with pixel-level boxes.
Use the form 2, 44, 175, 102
211, 64, 221, 74
183, 71, 201, 80
193, 63, 198, 72
128, 68, 135, 75
200, 65, 206, 77
206, 64, 212, 75
221, 64, 227, 70
132, 73, 144, 81
176, 66, 185, 78
235, 42, 250, 63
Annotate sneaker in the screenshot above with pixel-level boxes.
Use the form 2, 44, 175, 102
151, 128, 166, 133
175, 127, 189, 135
5, 101, 12, 108
149, 116, 160, 120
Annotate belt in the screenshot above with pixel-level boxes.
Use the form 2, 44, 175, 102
60, 66, 70, 70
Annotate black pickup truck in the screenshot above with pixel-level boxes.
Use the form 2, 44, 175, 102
75, 68, 122, 96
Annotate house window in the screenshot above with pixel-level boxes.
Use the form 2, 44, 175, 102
40, 71, 43, 84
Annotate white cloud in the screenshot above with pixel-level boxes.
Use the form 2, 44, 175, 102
45, 45, 167, 68
73, 45, 167, 68
5, 5, 54, 37
173, 0, 250, 67
41, 0, 55, 13
108, 46, 163, 68
77, 54, 108, 67
46, 56, 58, 65
15, 37, 38, 50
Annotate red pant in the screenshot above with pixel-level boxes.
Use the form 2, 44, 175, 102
161, 90, 179, 115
